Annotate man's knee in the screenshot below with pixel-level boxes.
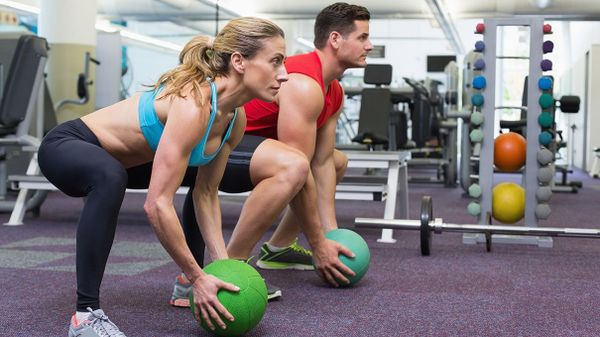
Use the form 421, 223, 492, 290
275, 151, 310, 191
334, 151, 348, 183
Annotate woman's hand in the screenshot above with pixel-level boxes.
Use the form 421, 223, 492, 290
191, 274, 240, 330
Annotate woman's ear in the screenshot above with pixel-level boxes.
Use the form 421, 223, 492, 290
231, 52, 245, 74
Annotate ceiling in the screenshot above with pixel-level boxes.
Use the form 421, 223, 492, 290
92, 0, 600, 21
7, 0, 600, 21
4, 0, 600, 54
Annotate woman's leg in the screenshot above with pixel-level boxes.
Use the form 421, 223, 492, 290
39, 125, 128, 312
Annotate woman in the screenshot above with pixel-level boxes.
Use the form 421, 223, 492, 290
38, 17, 287, 337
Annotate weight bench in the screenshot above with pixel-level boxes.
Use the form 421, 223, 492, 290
6, 150, 410, 242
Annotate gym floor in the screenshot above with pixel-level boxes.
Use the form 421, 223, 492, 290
1, 169, 599, 336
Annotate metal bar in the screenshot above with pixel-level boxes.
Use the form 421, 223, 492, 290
496, 56, 530, 59
355, 217, 600, 239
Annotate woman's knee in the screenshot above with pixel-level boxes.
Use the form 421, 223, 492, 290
92, 164, 128, 194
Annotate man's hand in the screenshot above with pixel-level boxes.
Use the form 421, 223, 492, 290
311, 239, 356, 287
191, 274, 240, 330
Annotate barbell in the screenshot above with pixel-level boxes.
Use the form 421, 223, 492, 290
355, 196, 600, 256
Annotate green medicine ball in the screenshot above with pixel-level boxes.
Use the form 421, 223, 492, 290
190, 259, 267, 336
324, 229, 371, 286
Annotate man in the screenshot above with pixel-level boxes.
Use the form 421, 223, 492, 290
170, 2, 372, 305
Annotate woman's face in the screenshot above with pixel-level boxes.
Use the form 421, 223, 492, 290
243, 36, 288, 102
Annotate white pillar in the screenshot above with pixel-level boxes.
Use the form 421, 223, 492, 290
39, 0, 97, 46
38, 0, 98, 122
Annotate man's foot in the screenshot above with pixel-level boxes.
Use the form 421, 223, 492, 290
256, 239, 314, 271
169, 272, 282, 306
68, 307, 126, 337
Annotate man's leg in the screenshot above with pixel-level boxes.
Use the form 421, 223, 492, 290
226, 139, 310, 259
267, 149, 348, 247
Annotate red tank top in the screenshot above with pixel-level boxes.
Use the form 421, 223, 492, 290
244, 51, 344, 139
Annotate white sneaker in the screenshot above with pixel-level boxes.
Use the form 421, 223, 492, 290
67, 307, 126, 337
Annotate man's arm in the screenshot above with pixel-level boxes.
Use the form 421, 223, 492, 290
276, 73, 324, 248
276, 74, 355, 285
311, 97, 344, 232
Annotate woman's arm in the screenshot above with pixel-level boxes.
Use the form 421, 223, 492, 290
144, 91, 238, 330
194, 108, 247, 261
144, 92, 208, 282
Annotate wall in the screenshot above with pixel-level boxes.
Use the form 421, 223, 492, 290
587, 45, 600, 171
558, 22, 600, 171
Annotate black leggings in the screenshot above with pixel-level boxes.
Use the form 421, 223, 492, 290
38, 120, 265, 311
38, 119, 203, 311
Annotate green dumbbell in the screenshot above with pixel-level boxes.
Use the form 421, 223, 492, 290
538, 112, 553, 128
470, 129, 484, 143
470, 112, 484, 126
468, 184, 482, 198
467, 202, 481, 216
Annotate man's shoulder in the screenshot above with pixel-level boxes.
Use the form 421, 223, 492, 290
286, 73, 322, 93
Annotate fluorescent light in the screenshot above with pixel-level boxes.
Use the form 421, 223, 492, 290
120, 29, 183, 52
96, 20, 183, 53
198, 0, 249, 17
156, 0, 192, 10
95, 20, 120, 34
424, 0, 464, 54
0, 0, 40, 14
534, 0, 552, 9
1, 2, 183, 53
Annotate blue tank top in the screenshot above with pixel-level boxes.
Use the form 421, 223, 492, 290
138, 81, 237, 167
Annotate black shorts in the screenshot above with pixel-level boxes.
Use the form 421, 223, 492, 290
125, 134, 266, 193
219, 134, 266, 193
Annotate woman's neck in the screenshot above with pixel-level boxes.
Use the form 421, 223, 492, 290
212, 76, 251, 112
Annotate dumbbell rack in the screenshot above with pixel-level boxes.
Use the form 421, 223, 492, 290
464, 17, 554, 248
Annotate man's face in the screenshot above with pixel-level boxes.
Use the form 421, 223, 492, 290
337, 20, 372, 68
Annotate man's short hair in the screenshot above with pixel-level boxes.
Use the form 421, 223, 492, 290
313, 2, 371, 49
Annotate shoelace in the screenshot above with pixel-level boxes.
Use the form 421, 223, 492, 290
289, 240, 312, 256
86, 307, 126, 337
242, 256, 256, 264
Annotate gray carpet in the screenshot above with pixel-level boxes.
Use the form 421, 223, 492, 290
1, 169, 599, 336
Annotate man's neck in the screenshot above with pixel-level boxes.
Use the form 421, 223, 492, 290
315, 49, 345, 87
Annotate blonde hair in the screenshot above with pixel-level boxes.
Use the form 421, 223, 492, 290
153, 17, 284, 105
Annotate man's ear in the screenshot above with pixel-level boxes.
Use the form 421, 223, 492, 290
329, 31, 342, 49
231, 52, 245, 74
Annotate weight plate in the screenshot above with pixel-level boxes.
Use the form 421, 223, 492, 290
420, 196, 433, 256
